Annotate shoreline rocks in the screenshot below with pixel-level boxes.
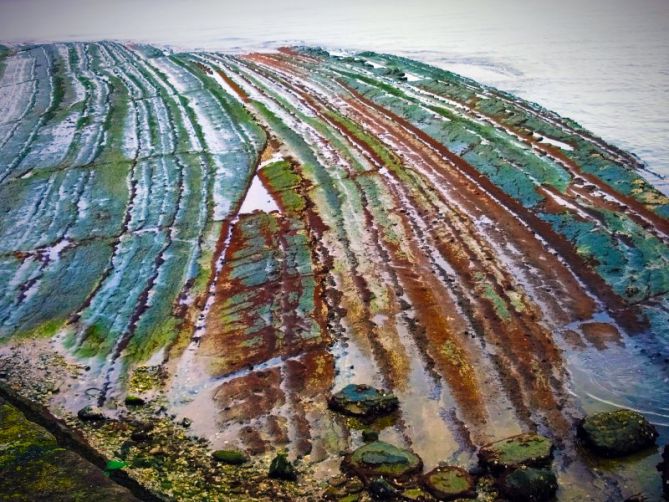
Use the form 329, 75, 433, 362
478, 433, 554, 472
577, 409, 658, 457
422, 465, 476, 500
329, 384, 399, 420
500, 466, 558, 502
343, 441, 423, 481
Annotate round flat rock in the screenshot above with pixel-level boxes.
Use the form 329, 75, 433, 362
344, 441, 422, 480
478, 433, 553, 471
329, 384, 399, 418
423, 465, 476, 500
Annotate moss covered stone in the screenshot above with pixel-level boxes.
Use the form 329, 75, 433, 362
422, 466, 476, 500
329, 384, 399, 419
500, 467, 558, 502
577, 409, 658, 457
212, 449, 248, 465
344, 441, 423, 481
478, 433, 553, 471
269, 452, 297, 481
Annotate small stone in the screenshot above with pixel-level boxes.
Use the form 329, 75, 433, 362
125, 395, 145, 406
362, 430, 379, 443
478, 433, 553, 471
329, 384, 399, 419
500, 466, 558, 502
181, 417, 192, 428
212, 449, 248, 465
268, 452, 297, 481
578, 409, 658, 457
368, 477, 398, 500
423, 465, 476, 500
77, 405, 105, 421
343, 441, 423, 481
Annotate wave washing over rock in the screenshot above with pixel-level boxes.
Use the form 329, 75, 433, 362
0, 42, 668, 500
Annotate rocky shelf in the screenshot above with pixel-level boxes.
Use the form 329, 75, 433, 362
0, 42, 668, 500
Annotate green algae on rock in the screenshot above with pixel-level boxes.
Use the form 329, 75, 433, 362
478, 433, 554, 471
329, 384, 400, 419
500, 466, 558, 502
269, 451, 298, 481
578, 409, 658, 457
343, 441, 423, 481
422, 466, 476, 500
212, 449, 248, 465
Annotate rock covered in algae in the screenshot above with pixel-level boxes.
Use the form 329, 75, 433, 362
422, 466, 476, 500
577, 409, 658, 457
329, 384, 399, 419
500, 467, 558, 502
343, 441, 423, 480
212, 449, 248, 465
478, 433, 554, 471
268, 451, 297, 481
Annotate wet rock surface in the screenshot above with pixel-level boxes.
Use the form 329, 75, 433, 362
343, 441, 423, 481
0, 401, 137, 501
500, 466, 558, 502
578, 409, 658, 457
478, 433, 554, 471
329, 384, 400, 419
422, 465, 476, 500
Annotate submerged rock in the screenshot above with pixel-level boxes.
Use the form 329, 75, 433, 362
577, 409, 658, 457
368, 477, 399, 499
363, 430, 379, 443
268, 452, 297, 481
422, 466, 476, 500
212, 449, 248, 465
500, 467, 558, 502
478, 433, 553, 471
343, 441, 423, 480
77, 405, 105, 421
329, 384, 399, 419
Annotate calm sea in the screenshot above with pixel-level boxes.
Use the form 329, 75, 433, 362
2, 0, 668, 190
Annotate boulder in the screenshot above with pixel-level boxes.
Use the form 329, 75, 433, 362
77, 405, 105, 421
422, 466, 476, 500
343, 441, 422, 481
478, 433, 553, 471
329, 384, 399, 419
578, 409, 658, 457
500, 467, 557, 502
268, 452, 297, 481
212, 449, 248, 465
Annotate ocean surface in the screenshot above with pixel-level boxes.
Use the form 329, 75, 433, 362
1, 0, 668, 190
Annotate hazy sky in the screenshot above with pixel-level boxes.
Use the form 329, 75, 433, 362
1, 0, 668, 179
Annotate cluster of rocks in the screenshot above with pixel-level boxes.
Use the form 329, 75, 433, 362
73, 384, 666, 500
322, 384, 666, 501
